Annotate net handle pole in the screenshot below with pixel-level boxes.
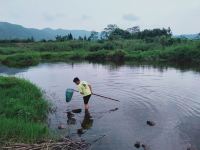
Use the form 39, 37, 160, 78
73, 89, 120, 102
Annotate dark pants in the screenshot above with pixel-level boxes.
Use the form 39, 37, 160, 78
83, 94, 91, 104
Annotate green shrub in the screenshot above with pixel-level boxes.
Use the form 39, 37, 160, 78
86, 50, 108, 60
108, 50, 126, 61
29, 42, 72, 51
2, 53, 40, 67
102, 42, 115, 50
0, 76, 50, 143
88, 43, 103, 51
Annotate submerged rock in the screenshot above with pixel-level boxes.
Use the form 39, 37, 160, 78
134, 142, 150, 150
77, 129, 85, 135
58, 124, 65, 129
146, 121, 155, 126
134, 141, 141, 148
72, 109, 82, 113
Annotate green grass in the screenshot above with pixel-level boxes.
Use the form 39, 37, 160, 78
2, 53, 40, 67
0, 117, 49, 143
0, 76, 50, 143
0, 39, 199, 67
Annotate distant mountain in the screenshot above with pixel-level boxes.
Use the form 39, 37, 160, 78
0, 22, 91, 40
175, 34, 200, 39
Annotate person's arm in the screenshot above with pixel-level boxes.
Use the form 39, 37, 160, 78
88, 84, 92, 94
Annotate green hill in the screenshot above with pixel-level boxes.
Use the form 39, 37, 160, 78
0, 22, 91, 40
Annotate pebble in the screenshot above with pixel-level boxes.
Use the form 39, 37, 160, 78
72, 109, 82, 113
77, 129, 84, 135
146, 120, 155, 126
109, 108, 119, 112
134, 141, 141, 148
58, 124, 65, 129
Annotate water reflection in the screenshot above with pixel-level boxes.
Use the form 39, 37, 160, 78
81, 109, 93, 130
77, 109, 93, 136
67, 112, 76, 125
0, 65, 27, 74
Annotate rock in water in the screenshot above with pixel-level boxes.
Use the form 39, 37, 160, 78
134, 141, 141, 148
77, 129, 84, 135
58, 124, 65, 129
72, 109, 82, 113
146, 120, 155, 126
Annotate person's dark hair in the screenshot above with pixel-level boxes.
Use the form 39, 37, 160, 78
73, 77, 80, 83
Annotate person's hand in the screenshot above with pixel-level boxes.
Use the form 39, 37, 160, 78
80, 92, 84, 95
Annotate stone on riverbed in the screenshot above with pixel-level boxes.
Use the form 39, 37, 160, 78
58, 124, 65, 129
134, 141, 141, 148
72, 109, 82, 113
77, 129, 85, 135
146, 120, 155, 126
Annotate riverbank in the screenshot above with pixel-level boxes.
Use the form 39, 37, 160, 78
0, 76, 50, 144
0, 39, 200, 67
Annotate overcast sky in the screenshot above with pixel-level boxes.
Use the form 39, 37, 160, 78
0, 0, 199, 34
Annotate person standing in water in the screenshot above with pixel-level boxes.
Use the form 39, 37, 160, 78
73, 77, 92, 110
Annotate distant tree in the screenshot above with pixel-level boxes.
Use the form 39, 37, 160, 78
100, 31, 110, 40
127, 26, 140, 34
68, 33, 73, 40
195, 33, 200, 39
167, 27, 172, 36
89, 31, 99, 41
40, 39, 47, 42
109, 28, 131, 40
26, 36, 34, 42
159, 35, 174, 47
137, 28, 172, 39
78, 36, 83, 40
84, 35, 87, 40
102, 24, 118, 39
55, 35, 63, 41
104, 24, 118, 33
30, 36, 34, 42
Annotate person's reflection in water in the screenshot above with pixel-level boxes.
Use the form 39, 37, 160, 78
81, 109, 93, 130
77, 109, 93, 136
67, 112, 76, 125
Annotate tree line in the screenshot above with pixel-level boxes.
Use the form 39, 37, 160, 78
0, 24, 196, 43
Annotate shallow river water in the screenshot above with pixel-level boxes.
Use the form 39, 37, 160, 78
0, 62, 200, 150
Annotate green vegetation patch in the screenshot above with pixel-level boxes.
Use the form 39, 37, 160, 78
0, 76, 50, 143
0, 38, 200, 68
2, 53, 40, 67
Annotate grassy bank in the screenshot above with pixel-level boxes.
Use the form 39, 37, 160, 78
0, 39, 200, 67
0, 76, 50, 144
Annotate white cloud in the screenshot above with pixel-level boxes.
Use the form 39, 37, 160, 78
123, 14, 139, 21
